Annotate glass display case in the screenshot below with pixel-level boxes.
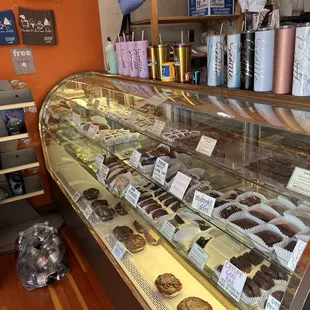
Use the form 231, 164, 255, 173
39, 72, 310, 310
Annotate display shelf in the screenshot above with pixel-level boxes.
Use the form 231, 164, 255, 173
131, 15, 240, 25
0, 148, 39, 175
0, 133, 29, 143
0, 175, 44, 205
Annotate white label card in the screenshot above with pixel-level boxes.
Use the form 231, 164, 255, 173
188, 243, 209, 271
152, 158, 169, 185
218, 260, 247, 302
152, 120, 166, 136
125, 184, 140, 208
196, 135, 217, 157
72, 191, 81, 203
94, 154, 105, 169
112, 241, 127, 261
130, 150, 142, 168
87, 124, 99, 139
287, 167, 310, 198
72, 112, 81, 126
83, 205, 93, 220
265, 295, 281, 310
169, 171, 192, 200
287, 239, 307, 271
160, 220, 177, 242
191, 191, 216, 217
97, 164, 110, 184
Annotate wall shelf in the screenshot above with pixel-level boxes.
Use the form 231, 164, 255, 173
0, 101, 35, 111
132, 14, 240, 25
0, 133, 29, 143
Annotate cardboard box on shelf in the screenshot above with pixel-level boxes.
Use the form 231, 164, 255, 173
189, 0, 234, 16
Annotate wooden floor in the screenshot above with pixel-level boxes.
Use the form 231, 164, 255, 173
0, 227, 114, 310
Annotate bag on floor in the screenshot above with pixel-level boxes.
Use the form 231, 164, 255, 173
15, 222, 70, 291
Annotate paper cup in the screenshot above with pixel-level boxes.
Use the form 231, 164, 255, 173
249, 204, 281, 222
265, 199, 296, 215
213, 202, 249, 223
236, 191, 267, 206
269, 217, 307, 236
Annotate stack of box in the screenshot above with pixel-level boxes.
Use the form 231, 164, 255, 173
189, 0, 234, 16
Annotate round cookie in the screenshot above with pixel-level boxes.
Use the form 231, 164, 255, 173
83, 188, 100, 200
155, 273, 182, 297
91, 199, 108, 208
177, 297, 213, 310
124, 235, 146, 253
113, 226, 133, 242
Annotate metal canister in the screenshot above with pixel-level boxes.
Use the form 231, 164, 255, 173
147, 47, 157, 79
254, 28, 275, 92
240, 30, 255, 90
293, 23, 310, 96
207, 35, 224, 87
154, 45, 170, 80
227, 33, 241, 88
173, 44, 192, 83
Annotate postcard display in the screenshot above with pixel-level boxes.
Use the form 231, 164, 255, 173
39, 72, 310, 310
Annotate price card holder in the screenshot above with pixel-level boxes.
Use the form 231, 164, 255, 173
72, 191, 81, 203
287, 239, 307, 271
87, 124, 99, 139
196, 135, 217, 157
191, 191, 216, 217
188, 243, 209, 271
83, 205, 93, 220
112, 241, 127, 261
125, 185, 140, 208
265, 295, 281, 310
94, 154, 105, 169
152, 158, 169, 185
130, 150, 142, 168
160, 220, 177, 242
72, 112, 81, 126
152, 120, 166, 136
218, 260, 247, 302
169, 172, 192, 200
287, 167, 310, 198
97, 164, 110, 185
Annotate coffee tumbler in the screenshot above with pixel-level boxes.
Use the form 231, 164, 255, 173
120, 41, 130, 76
207, 35, 224, 86
115, 42, 123, 75
148, 47, 157, 79
137, 40, 149, 79
128, 41, 139, 77
174, 44, 192, 83
154, 45, 170, 80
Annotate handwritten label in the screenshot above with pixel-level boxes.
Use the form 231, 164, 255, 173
94, 154, 105, 169
265, 295, 281, 310
72, 112, 81, 126
196, 135, 217, 157
160, 220, 177, 242
97, 164, 109, 184
169, 172, 192, 200
72, 191, 81, 203
218, 260, 247, 302
152, 120, 166, 136
87, 124, 99, 139
130, 150, 142, 168
191, 191, 216, 217
188, 243, 209, 270
152, 158, 169, 185
125, 184, 140, 208
93, 99, 100, 110
287, 167, 310, 198
45, 114, 49, 125
112, 241, 127, 261
287, 239, 307, 271
83, 205, 93, 220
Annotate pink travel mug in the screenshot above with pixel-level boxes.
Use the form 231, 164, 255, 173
137, 40, 149, 79
120, 42, 130, 76
128, 41, 139, 77
115, 42, 123, 75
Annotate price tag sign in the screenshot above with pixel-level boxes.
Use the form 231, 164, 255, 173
97, 164, 110, 184
72, 112, 81, 126
287, 239, 307, 271
191, 191, 216, 217
72, 191, 81, 203
130, 150, 142, 168
94, 154, 105, 169
152, 120, 166, 136
265, 295, 281, 310
160, 220, 177, 242
188, 243, 209, 271
112, 241, 127, 261
45, 114, 50, 125
169, 172, 192, 200
152, 158, 169, 185
87, 124, 99, 139
196, 135, 217, 157
218, 260, 247, 302
83, 205, 93, 220
287, 167, 310, 198
125, 184, 140, 208
93, 99, 100, 110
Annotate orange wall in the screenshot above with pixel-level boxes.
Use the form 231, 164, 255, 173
0, 0, 104, 207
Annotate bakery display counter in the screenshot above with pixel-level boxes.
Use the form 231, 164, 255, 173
39, 73, 310, 310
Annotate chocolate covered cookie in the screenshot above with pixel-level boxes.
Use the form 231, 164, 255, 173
231, 219, 259, 230
83, 188, 100, 200
255, 231, 283, 247
124, 234, 146, 253
115, 202, 128, 215
113, 226, 133, 242
152, 209, 168, 221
